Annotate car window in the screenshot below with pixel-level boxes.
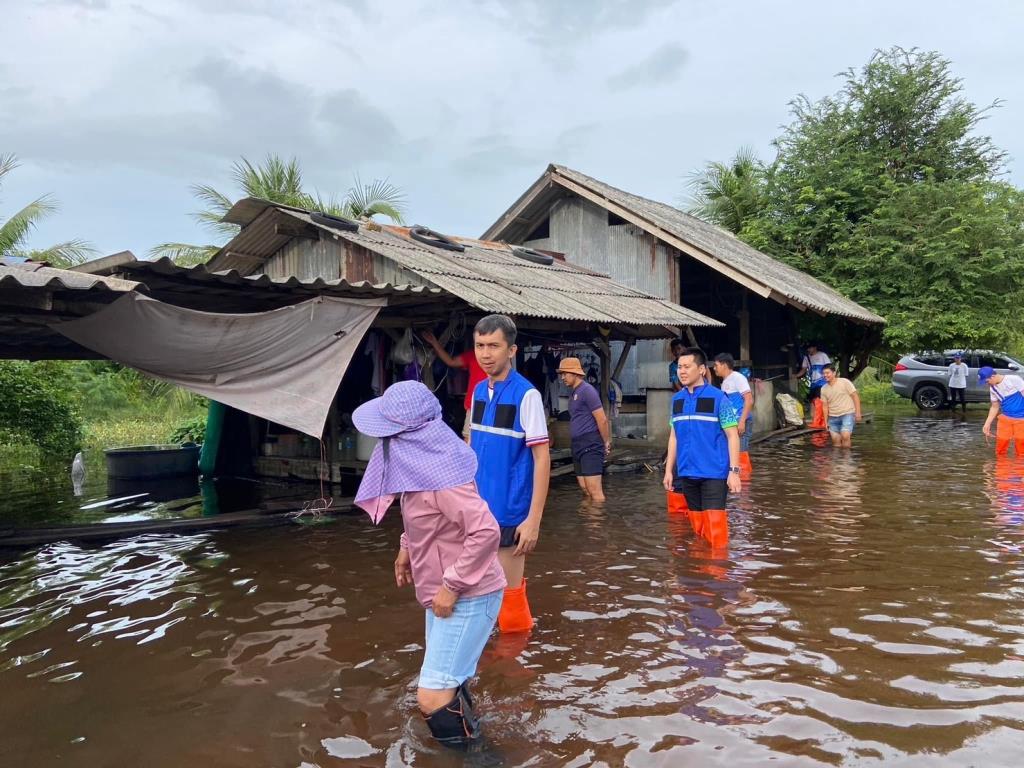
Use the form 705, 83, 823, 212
913, 354, 945, 367
977, 354, 1011, 369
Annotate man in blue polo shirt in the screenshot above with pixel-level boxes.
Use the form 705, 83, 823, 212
662, 347, 742, 547
469, 314, 551, 632
981, 366, 1024, 456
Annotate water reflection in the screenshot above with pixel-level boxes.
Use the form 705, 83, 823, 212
1, 408, 1023, 765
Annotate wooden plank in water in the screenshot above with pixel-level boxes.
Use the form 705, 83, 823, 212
0, 503, 357, 550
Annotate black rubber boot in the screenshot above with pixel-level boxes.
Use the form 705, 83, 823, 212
423, 682, 480, 749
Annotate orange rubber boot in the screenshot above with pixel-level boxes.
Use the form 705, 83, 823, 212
704, 509, 729, 548
810, 399, 826, 429
666, 490, 688, 515
498, 578, 534, 633
739, 451, 753, 481
691, 510, 707, 538
996, 439, 1011, 456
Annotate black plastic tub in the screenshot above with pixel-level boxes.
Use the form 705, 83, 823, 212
104, 444, 201, 480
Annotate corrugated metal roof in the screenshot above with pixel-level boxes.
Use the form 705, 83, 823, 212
273, 209, 723, 328
0, 261, 142, 293
118, 256, 445, 299
482, 164, 884, 325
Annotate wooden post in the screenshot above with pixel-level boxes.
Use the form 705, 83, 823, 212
327, 398, 339, 484
611, 338, 635, 382
738, 289, 751, 365
593, 328, 612, 413
684, 326, 698, 347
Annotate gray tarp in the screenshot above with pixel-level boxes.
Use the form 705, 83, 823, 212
54, 293, 384, 438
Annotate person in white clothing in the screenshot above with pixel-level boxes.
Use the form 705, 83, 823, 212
947, 352, 968, 412
796, 343, 831, 428
713, 353, 754, 471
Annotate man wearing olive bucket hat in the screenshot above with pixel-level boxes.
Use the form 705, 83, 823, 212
557, 356, 612, 502
353, 380, 506, 750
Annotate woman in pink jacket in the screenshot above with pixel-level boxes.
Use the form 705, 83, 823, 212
354, 381, 506, 750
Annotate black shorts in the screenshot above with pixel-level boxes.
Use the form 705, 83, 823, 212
499, 525, 519, 548
672, 477, 728, 512
572, 433, 605, 477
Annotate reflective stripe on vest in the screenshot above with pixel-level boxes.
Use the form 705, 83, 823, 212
470, 370, 536, 527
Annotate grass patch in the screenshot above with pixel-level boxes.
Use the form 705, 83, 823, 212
855, 366, 915, 408
84, 413, 197, 452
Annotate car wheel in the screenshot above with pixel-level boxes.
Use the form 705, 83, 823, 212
914, 384, 946, 410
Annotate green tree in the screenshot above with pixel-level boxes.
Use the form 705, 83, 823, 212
0, 154, 96, 267
0, 361, 84, 455
151, 155, 407, 265
685, 146, 769, 234
688, 47, 1024, 367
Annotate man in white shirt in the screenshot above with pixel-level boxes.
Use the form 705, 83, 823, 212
947, 352, 968, 413
981, 366, 1024, 456
713, 353, 754, 472
796, 343, 831, 428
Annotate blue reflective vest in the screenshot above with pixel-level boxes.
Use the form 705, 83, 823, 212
671, 384, 736, 480
470, 370, 536, 527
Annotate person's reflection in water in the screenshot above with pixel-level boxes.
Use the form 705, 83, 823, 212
809, 449, 866, 517
984, 457, 1024, 548
664, 516, 755, 724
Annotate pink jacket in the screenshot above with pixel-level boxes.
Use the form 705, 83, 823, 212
399, 481, 507, 608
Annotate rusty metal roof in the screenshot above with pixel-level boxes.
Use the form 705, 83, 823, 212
270, 209, 723, 328
481, 164, 885, 325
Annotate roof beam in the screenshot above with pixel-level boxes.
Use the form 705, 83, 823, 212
480, 172, 554, 240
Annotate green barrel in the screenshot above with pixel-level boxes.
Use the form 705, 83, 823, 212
198, 401, 227, 476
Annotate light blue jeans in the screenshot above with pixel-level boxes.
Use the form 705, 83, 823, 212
419, 589, 502, 690
828, 413, 856, 434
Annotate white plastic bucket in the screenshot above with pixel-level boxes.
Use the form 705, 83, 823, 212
356, 432, 378, 461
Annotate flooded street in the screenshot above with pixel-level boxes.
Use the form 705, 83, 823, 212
2, 408, 1024, 767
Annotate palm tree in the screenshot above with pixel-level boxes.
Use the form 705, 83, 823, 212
685, 146, 769, 234
151, 155, 407, 265
0, 153, 96, 267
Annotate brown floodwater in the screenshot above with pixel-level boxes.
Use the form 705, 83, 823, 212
2, 408, 1024, 767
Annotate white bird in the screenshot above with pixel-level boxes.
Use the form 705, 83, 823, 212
71, 452, 86, 496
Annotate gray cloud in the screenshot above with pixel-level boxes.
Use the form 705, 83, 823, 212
452, 123, 599, 178
2, 56, 407, 183
607, 43, 689, 91
33, 0, 110, 8
478, 0, 677, 42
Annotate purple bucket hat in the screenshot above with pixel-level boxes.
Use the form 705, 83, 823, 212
352, 380, 441, 437
353, 381, 478, 523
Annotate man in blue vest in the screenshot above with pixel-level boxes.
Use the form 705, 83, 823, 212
469, 314, 551, 632
662, 347, 742, 548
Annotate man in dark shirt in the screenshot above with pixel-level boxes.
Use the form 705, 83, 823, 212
558, 357, 612, 502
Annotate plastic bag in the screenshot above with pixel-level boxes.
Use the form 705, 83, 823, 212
775, 393, 805, 427
392, 328, 415, 365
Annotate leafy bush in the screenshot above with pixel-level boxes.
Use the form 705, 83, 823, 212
169, 414, 206, 445
855, 366, 907, 405
0, 361, 84, 455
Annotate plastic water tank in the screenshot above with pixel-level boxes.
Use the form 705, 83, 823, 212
356, 431, 378, 461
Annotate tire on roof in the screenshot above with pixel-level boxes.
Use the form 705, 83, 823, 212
510, 246, 554, 266
310, 211, 359, 232
409, 225, 466, 252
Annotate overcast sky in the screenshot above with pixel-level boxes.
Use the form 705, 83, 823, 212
2, 0, 1022, 258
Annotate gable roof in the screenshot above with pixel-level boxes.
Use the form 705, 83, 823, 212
482, 164, 884, 325
206, 200, 724, 336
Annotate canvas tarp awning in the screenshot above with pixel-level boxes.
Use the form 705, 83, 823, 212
54, 293, 384, 438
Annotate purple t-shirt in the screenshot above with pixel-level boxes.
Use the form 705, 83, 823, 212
569, 381, 603, 439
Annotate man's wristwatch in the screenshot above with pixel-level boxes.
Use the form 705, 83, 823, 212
729, 466, 741, 474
